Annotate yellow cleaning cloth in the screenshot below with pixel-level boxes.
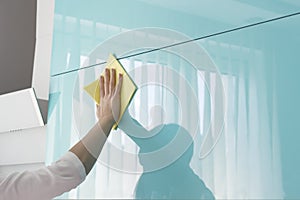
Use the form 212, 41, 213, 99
84, 54, 137, 129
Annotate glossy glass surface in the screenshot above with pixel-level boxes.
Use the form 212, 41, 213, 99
50, 0, 300, 75
198, 14, 300, 199
47, 1, 300, 199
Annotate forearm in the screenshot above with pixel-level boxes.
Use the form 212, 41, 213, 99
0, 119, 113, 200
70, 68, 122, 176
69, 117, 114, 175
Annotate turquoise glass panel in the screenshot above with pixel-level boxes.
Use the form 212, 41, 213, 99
48, 1, 300, 199
51, 0, 300, 76
197, 14, 300, 199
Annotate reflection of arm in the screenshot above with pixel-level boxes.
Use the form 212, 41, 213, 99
118, 110, 149, 141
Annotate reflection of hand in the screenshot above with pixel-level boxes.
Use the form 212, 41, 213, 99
96, 68, 123, 127
119, 109, 150, 138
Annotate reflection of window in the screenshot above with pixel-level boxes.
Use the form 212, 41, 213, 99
193, 39, 283, 199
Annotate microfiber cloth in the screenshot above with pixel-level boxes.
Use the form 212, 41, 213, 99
84, 54, 137, 129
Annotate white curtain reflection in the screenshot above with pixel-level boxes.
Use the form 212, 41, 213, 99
194, 39, 283, 199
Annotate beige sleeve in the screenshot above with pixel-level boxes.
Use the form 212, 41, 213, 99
0, 151, 86, 200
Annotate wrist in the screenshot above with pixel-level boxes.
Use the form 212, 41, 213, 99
97, 117, 114, 135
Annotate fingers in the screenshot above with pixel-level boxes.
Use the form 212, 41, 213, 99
110, 68, 116, 93
99, 75, 105, 98
104, 68, 110, 96
115, 73, 123, 95
102, 68, 122, 97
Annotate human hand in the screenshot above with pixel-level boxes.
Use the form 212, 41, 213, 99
96, 68, 123, 127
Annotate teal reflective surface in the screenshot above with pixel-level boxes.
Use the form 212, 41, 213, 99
197, 14, 300, 199
51, 0, 300, 75
48, 1, 300, 199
